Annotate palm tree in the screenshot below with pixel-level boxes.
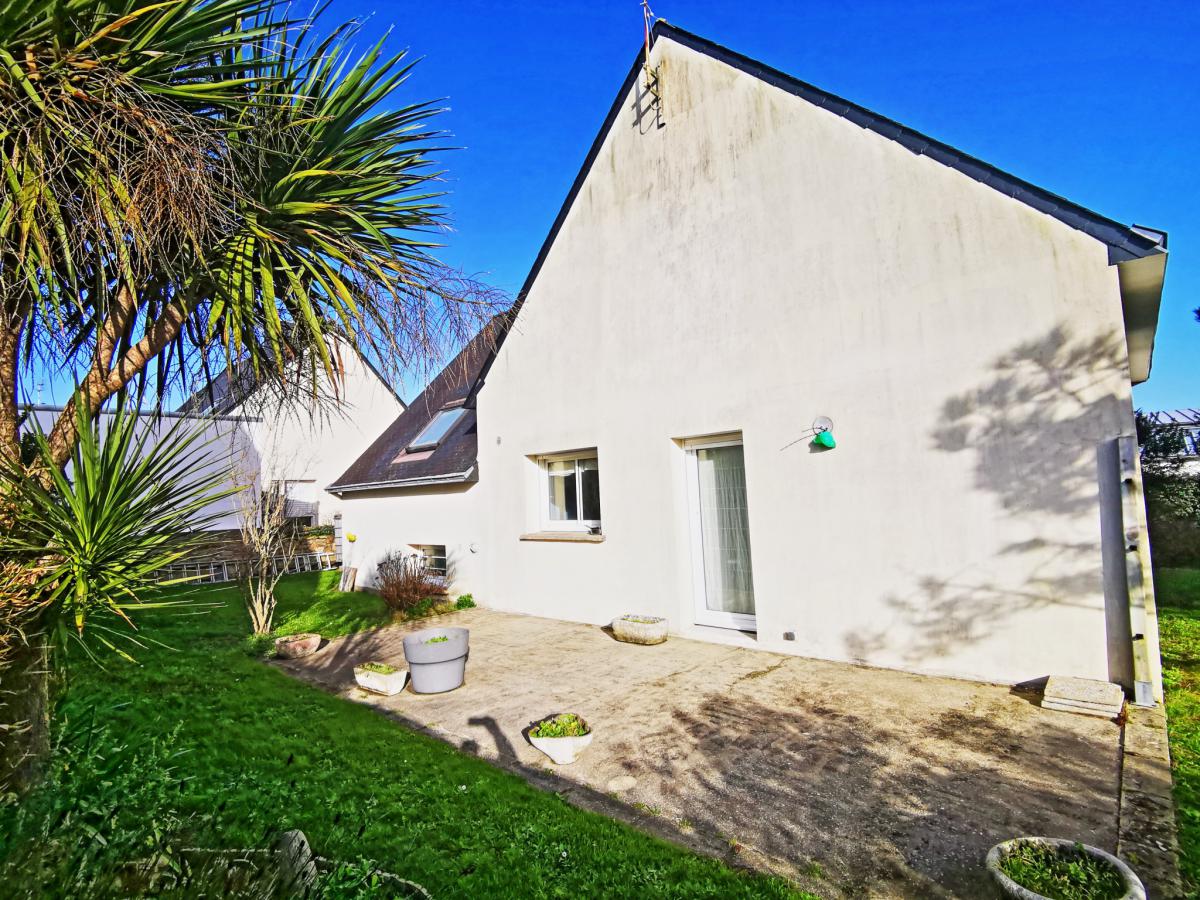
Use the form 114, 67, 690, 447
0, 392, 236, 790
1, 0, 498, 469
0, 0, 500, 789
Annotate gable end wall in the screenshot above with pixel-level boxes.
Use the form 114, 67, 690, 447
471, 37, 1135, 685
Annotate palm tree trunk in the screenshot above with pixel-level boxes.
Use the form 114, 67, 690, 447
0, 320, 48, 795
0, 636, 50, 795
0, 322, 20, 466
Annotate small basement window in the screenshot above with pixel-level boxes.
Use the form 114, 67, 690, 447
540, 451, 601, 532
410, 544, 447, 576
408, 408, 465, 451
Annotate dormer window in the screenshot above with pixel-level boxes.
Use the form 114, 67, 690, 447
408, 407, 465, 451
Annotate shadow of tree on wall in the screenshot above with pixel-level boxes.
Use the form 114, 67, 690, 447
843, 325, 1132, 676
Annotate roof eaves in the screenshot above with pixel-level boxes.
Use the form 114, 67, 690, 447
327, 466, 478, 495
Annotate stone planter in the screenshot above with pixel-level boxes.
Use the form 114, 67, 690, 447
528, 715, 594, 765
353, 664, 408, 696
611, 614, 668, 645
985, 837, 1145, 900
274, 633, 321, 659
402, 626, 469, 694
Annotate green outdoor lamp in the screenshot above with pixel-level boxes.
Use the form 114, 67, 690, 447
811, 416, 836, 449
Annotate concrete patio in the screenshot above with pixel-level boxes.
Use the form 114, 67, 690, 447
275, 608, 1124, 898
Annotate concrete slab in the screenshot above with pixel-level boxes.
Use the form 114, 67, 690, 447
1042, 698, 1124, 719
1043, 676, 1126, 718
1044, 676, 1127, 707
276, 608, 1125, 899
1118, 705, 1184, 899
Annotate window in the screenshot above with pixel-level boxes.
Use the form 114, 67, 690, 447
269, 479, 318, 526
541, 452, 601, 531
410, 544, 447, 576
408, 408, 465, 451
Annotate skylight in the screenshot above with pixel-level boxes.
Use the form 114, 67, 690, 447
408, 408, 465, 451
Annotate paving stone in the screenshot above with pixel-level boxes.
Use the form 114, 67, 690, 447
1044, 676, 1126, 706
275, 608, 1124, 899
1118, 705, 1184, 899
1042, 697, 1123, 718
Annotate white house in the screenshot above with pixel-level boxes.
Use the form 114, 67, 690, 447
1142, 409, 1200, 477
26, 337, 403, 544
25, 405, 259, 532
177, 337, 405, 526
330, 23, 1168, 698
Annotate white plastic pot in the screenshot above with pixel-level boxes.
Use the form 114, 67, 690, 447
353, 665, 408, 696
985, 837, 1145, 900
529, 731, 593, 765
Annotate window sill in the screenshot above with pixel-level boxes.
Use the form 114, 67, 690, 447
519, 531, 605, 543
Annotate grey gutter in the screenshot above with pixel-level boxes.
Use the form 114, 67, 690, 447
327, 466, 477, 495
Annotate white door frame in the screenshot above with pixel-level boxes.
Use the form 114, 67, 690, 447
683, 436, 757, 631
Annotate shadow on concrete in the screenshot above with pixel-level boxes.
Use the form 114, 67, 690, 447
276, 609, 1121, 899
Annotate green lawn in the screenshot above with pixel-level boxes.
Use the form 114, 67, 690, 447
0, 572, 806, 899
1156, 567, 1200, 893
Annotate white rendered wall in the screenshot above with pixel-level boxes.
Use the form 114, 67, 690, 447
470, 36, 1139, 686
336, 483, 482, 597
26, 407, 257, 531
245, 347, 405, 524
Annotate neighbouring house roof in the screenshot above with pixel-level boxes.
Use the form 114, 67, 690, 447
1143, 409, 1200, 427
464, 21, 1167, 401
176, 337, 406, 416
326, 317, 508, 493
176, 361, 256, 416
1143, 409, 1200, 457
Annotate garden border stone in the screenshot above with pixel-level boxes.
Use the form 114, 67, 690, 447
1118, 704, 1184, 899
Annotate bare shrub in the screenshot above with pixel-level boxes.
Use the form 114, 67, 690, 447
375, 552, 443, 615
235, 482, 302, 636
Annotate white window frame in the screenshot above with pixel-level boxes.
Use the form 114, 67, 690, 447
538, 450, 601, 533
409, 543, 447, 576
683, 436, 757, 632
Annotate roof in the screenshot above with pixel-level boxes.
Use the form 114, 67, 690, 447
465, 21, 1167, 400
1143, 409, 1200, 427
175, 337, 406, 416
176, 362, 255, 416
327, 317, 507, 492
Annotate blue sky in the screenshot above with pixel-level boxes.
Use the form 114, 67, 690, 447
314, 0, 1197, 411
30, 1, 1196, 411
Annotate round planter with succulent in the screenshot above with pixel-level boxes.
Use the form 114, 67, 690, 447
353, 661, 409, 696
274, 633, 322, 659
611, 614, 668, 645
986, 837, 1145, 900
402, 626, 469, 693
528, 713, 593, 765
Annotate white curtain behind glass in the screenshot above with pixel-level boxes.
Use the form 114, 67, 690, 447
696, 445, 755, 615
547, 459, 577, 520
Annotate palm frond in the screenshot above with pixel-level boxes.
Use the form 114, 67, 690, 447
0, 390, 238, 658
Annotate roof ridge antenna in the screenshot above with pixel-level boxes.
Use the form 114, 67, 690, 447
641, 1, 655, 73
641, 0, 659, 92
638, 0, 663, 124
